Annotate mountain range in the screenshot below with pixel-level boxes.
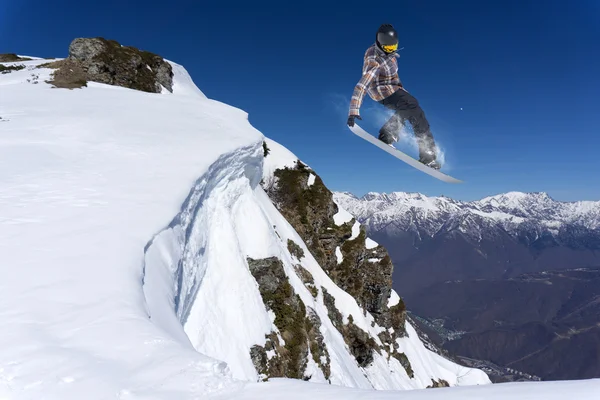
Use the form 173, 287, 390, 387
333, 191, 600, 381
333, 191, 600, 295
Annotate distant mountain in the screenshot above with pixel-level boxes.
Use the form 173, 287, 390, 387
411, 268, 600, 381
333, 191, 600, 381
333, 191, 600, 296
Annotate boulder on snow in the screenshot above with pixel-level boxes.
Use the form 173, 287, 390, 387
0, 54, 32, 62
43, 38, 173, 93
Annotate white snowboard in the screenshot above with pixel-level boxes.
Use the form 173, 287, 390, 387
349, 124, 463, 184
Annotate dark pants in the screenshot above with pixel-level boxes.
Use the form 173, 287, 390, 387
378, 89, 437, 161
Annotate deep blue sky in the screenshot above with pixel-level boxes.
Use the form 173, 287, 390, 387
3, 0, 599, 201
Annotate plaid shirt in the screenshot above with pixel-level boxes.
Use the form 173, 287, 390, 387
349, 44, 403, 116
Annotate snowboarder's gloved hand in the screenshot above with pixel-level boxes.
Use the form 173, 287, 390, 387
347, 114, 361, 127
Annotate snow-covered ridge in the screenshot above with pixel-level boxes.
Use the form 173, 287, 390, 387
333, 191, 600, 240
0, 56, 255, 399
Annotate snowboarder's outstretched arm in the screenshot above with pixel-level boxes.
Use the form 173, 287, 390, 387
347, 57, 380, 126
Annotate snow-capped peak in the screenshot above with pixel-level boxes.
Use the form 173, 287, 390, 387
477, 191, 553, 208
334, 190, 600, 240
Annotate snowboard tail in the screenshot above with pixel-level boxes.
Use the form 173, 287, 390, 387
348, 124, 463, 184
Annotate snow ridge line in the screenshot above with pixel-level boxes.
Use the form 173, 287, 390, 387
141, 139, 264, 329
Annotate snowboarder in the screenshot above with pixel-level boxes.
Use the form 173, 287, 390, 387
347, 24, 441, 170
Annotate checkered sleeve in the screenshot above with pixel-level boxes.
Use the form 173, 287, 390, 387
348, 58, 380, 117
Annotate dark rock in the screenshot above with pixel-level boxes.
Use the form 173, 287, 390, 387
295, 265, 318, 298
391, 351, 414, 378
247, 257, 309, 380
250, 345, 268, 378
427, 379, 450, 388
0, 64, 25, 74
0, 54, 32, 62
263, 164, 402, 334
69, 38, 106, 62
248, 257, 287, 294
344, 316, 378, 367
306, 307, 331, 380
322, 287, 343, 330
287, 239, 305, 260
60, 37, 174, 93
295, 264, 314, 285
155, 61, 174, 92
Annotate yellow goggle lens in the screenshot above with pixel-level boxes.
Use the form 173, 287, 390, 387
382, 43, 398, 53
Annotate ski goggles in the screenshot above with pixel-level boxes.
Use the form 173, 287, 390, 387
382, 43, 398, 53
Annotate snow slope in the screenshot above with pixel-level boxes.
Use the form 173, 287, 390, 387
217, 377, 600, 400
1, 55, 597, 399
0, 57, 254, 399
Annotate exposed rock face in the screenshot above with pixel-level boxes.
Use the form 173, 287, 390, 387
247, 257, 330, 380
0, 64, 25, 74
41, 38, 173, 93
69, 38, 106, 62
0, 54, 32, 62
321, 287, 379, 368
392, 351, 414, 378
260, 162, 409, 374
68, 38, 173, 93
264, 164, 398, 331
427, 379, 450, 388
305, 307, 331, 379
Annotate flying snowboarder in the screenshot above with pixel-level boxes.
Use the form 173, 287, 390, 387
347, 23, 441, 170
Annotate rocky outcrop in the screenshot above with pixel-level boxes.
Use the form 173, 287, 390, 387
305, 307, 331, 380
263, 162, 402, 333
321, 287, 379, 368
427, 379, 450, 388
0, 64, 25, 74
42, 38, 173, 93
0, 54, 32, 62
247, 257, 330, 381
260, 160, 410, 375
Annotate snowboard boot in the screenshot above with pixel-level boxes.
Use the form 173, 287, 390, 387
419, 149, 442, 170
420, 158, 442, 170
378, 129, 397, 145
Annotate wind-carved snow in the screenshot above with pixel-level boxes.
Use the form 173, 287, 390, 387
335, 247, 343, 264
261, 138, 301, 188
388, 290, 401, 308
144, 144, 273, 381
349, 221, 361, 240
333, 206, 354, 226
365, 237, 379, 249
307, 173, 316, 187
